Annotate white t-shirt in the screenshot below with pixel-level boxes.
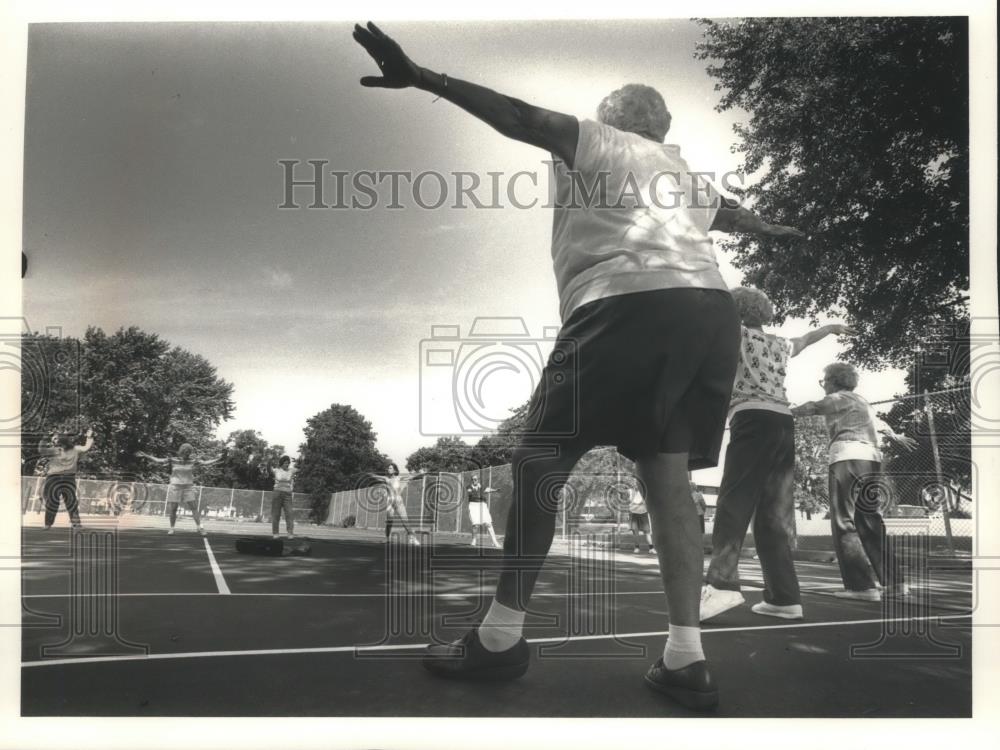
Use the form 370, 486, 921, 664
550, 119, 727, 323
273, 467, 293, 492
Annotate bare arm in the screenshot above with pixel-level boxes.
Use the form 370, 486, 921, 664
790, 324, 855, 357
874, 416, 919, 451
353, 22, 579, 166
710, 196, 805, 238
790, 401, 824, 417
136, 451, 171, 466
196, 454, 224, 467
77, 428, 95, 453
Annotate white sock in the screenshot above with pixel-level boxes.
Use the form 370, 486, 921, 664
663, 624, 705, 670
478, 599, 526, 652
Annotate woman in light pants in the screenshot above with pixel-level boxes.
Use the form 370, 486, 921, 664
272, 455, 295, 539
792, 363, 916, 600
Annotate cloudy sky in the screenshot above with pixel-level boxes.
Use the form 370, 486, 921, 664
22, 19, 908, 483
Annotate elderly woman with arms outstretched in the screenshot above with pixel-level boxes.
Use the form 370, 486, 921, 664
353, 22, 804, 709
792, 363, 917, 601
700, 287, 854, 622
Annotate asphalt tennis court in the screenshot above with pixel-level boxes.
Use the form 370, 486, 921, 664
20, 521, 973, 717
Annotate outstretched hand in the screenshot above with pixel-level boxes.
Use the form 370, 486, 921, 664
829, 324, 856, 336
763, 223, 807, 239
893, 435, 919, 452
353, 22, 421, 89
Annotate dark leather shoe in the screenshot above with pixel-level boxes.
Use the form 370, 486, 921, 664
644, 658, 719, 710
423, 628, 530, 681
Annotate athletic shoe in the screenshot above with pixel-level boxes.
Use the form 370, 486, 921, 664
423, 628, 529, 681
198, 527, 207, 537
833, 588, 881, 602
273, 535, 281, 540
644, 658, 719, 710
883, 583, 911, 599
42, 525, 52, 531
751, 601, 804, 620
633, 547, 641, 554
167, 529, 175, 536
648, 546, 655, 554
409, 537, 421, 546
699, 585, 745, 621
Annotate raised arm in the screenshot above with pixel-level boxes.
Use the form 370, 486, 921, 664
710, 196, 805, 238
789, 324, 855, 357
136, 451, 171, 466
196, 454, 224, 467
874, 416, 918, 452
353, 22, 579, 166
77, 428, 95, 453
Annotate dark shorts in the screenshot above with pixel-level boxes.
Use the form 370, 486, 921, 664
629, 512, 651, 533
523, 288, 739, 469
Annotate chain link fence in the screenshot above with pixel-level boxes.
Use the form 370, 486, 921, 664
21, 387, 973, 555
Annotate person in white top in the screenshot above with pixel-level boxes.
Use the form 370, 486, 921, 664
467, 474, 502, 549
353, 22, 804, 708
136, 444, 222, 536
701, 287, 853, 622
36, 428, 95, 529
626, 485, 653, 554
367, 463, 422, 546
271, 455, 295, 539
792, 363, 917, 601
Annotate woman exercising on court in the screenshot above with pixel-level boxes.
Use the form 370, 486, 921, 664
136, 443, 222, 536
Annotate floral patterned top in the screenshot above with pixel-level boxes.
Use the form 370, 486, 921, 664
729, 326, 793, 417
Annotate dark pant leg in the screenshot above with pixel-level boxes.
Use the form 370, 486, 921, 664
851, 463, 903, 587
705, 413, 769, 591
43, 475, 79, 527
751, 415, 800, 606
829, 461, 879, 591
271, 494, 283, 536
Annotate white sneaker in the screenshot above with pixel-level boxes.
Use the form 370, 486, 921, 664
700, 584, 745, 621
633, 547, 640, 554
273, 535, 281, 540
409, 537, 421, 546
752, 601, 804, 620
834, 588, 881, 602
167, 529, 175, 535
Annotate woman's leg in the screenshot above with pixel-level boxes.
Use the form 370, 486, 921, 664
284, 495, 295, 536
486, 522, 501, 548
42, 477, 60, 528
829, 462, 879, 591
168, 502, 179, 528
851, 461, 903, 587
64, 480, 82, 527
751, 417, 800, 606
705, 417, 764, 592
271, 493, 282, 537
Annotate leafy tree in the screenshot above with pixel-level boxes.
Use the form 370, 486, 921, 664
295, 404, 389, 494
20, 326, 234, 479
696, 17, 968, 369
405, 436, 476, 473
198, 429, 287, 490
793, 416, 830, 514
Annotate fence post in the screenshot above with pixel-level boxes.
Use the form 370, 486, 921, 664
924, 390, 955, 556
228, 487, 235, 517
259, 490, 265, 523
453, 473, 461, 534
421, 474, 429, 531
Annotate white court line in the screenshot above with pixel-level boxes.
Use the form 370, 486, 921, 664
203, 538, 230, 595
20, 612, 972, 669
21, 590, 670, 600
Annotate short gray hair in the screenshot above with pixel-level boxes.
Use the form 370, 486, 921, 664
597, 84, 671, 141
731, 286, 774, 327
824, 362, 859, 391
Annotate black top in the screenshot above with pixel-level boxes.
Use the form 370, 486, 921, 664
467, 485, 485, 503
